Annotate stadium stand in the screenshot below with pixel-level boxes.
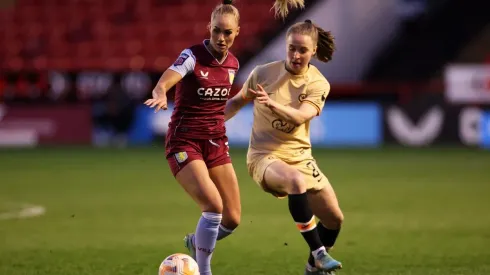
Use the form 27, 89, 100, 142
364, 0, 490, 81
0, 0, 283, 71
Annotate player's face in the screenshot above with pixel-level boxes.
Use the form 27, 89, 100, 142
286, 33, 317, 74
209, 14, 240, 55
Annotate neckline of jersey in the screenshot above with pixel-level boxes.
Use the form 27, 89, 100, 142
283, 61, 311, 79
203, 39, 229, 65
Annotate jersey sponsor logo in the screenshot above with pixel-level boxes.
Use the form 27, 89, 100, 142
173, 53, 189, 66
228, 69, 236, 84
272, 119, 296, 133
197, 87, 230, 100
200, 70, 209, 79
174, 152, 188, 163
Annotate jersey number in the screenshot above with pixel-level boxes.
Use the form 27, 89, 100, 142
306, 161, 322, 182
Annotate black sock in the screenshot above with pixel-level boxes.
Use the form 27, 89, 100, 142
308, 223, 341, 266
318, 223, 341, 247
288, 193, 323, 252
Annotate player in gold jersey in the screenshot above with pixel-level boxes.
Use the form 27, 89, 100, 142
225, 20, 343, 274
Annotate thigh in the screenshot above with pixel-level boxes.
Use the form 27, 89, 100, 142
166, 137, 203, 177
167, 150, 203, 177
294, 159, 342, 223
174, 159, 223, 213
262, 158, 304, 197
295, 159, 329, 192
208, 163, 241, 226
247, 154, 278, 187
307, 179, 343, 227
203, 136, 232, 169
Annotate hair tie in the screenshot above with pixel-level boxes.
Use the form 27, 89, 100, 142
305, 19, 312, 24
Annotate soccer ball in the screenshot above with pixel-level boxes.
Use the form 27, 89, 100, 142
159, 253, 200, 275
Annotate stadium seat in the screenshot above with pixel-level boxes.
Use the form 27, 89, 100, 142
1, 0, 279, 70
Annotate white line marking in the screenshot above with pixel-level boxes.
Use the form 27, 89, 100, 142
0, 204, 46, 220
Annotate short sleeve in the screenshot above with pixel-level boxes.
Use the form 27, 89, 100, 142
240, 67, 258, 100
303, 80, 330, 115
168, 49, 196, 77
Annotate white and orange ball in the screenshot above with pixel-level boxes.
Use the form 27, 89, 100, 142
159, 253, 200, 275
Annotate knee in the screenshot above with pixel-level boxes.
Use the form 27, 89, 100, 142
287, 171, 307, 194
223, 210, 241, 230
321, 210, 344, 229
333, 211, 344, 227
201, 198, 223, 214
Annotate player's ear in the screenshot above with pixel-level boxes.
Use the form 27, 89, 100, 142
312, 45, 317, 56
236, 26, 240, 36
207, 22, 211, 31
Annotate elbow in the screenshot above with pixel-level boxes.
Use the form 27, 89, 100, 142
291, 117, 306, 127
224, 103, 237, 121
224, 111, 234, 122
291, 114, 311, 127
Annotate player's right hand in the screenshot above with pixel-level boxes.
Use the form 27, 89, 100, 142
249, 84, 272, 107
144, 90, 168, 112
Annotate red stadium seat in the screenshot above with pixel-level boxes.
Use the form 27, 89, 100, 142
2, 0, 280, 70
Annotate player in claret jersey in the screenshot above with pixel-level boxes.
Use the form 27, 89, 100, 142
145, 1, 240, 274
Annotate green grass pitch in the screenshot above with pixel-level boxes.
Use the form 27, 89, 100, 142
1, 147, 489, 275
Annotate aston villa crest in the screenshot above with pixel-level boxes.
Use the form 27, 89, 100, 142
228, 69, 236, 84
175, 152, 188, 163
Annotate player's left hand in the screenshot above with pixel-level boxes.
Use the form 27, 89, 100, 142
144, 89, 168, 112
249, 84, 273, 107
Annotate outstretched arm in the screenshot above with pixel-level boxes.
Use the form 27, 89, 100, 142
144, 69, 182, 112
224, 89, 253, 121
145, 49, 195, 112
153, 70, 183, 97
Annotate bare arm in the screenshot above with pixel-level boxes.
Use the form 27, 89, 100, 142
225, 67, 258, 121
225, 89, 253, 121
153, 69, 182, 97
145, 69, 183, 112
251, 84, 318, 127
267, 99, 318, 126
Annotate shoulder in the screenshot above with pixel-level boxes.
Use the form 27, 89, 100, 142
170, 48, 196, 70
256, 61, 284, 72
225, 51, 240, 69
188, 43, 206, 57
254, 60, 284, 74
307, 64, 330, 90
177, 48, 196, 61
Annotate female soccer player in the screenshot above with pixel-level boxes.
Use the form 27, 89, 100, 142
224, 20, 343, 274
144, 1, 305, 274
145, 1, 240, 274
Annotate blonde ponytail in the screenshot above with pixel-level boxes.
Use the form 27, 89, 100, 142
272, 0, 305, 19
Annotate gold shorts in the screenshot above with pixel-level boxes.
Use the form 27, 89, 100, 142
247, 154, 330, 198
